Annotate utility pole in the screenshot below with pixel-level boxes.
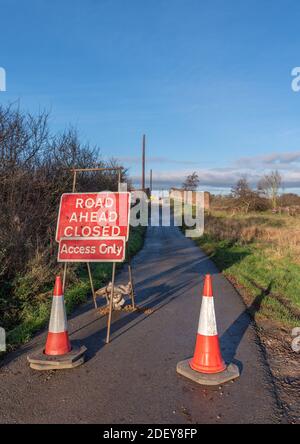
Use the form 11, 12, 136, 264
142, 134, 146, 190
150, 169, 153, 191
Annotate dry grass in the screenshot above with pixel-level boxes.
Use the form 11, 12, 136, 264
206, 211, 300, 263
190, 210, 300, 328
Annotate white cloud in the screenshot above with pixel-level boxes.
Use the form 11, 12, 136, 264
129, 150, 300, 192
236, 151, 300, 168
135, 169, 300, 190
132, 168, 261, 189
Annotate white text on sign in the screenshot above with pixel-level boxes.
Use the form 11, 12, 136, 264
56, 192, 130, 242
58, 237, 126, 263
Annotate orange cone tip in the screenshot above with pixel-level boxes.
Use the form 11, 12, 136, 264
53, 275, 63, 297
189, 274, 226, 374
203, 274, 213, 297
44, 276, 71, 356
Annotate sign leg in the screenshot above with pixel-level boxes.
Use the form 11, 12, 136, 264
87, 263, 97, 309
62, 263, 68, 292
106, 262, 116, 344
126, 245, 136, 309
128, 260, 136, 310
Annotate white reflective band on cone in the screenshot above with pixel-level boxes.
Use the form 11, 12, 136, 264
197, 296, 218, 336
48, 296, 68, 333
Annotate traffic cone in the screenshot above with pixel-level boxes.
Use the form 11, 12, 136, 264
27, 275, 87, 370
176, 274, 240, 385
189, 274, 226, 374
44, 276, 71, 356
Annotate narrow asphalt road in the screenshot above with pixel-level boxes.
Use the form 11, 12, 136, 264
0, 224, 283, 424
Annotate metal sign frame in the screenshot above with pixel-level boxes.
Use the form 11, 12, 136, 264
61, 167, 136, 344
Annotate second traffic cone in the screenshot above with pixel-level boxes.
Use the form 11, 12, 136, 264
189, 274, 226, 374
44, 276, 71, 356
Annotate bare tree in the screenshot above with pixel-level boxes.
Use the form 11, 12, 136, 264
182, 172, 200, 191
231, 177, 258, 213
258, 170, 282, 209
0, 104, 130, 332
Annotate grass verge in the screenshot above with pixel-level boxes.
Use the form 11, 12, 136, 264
196, 234, 300, 329
184, 211, 300, 330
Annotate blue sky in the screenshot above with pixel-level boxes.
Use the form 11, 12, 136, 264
1, 0, 300, 191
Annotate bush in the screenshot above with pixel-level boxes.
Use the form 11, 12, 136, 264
0, 104, 128, 333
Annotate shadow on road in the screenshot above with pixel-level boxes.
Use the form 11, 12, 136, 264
79, 276, 197, 362
221, 280, 273, 372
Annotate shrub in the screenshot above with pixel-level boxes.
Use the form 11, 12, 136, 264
0, 104, 128, 332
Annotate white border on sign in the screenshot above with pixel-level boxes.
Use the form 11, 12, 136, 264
57, 236, 127, 263
55, 192, 131, 243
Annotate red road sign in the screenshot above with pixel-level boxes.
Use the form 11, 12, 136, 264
56, 192, 130, 242
57, 237, 126, 263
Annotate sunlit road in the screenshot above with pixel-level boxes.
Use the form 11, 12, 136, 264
0, 223, 282, 423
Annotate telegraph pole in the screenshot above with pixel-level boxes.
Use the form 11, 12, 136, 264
142, 134, 146, 190
150, 169, 153, 191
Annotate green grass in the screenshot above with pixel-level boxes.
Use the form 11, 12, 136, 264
5, 226, 146, 350
195, 232, 300, 329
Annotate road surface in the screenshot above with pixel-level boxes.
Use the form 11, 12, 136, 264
0, 224, 283, 423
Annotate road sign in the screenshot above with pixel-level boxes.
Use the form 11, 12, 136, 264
55, 170, 135, 345
56, 192, 130, 242
58, 237, 126, 262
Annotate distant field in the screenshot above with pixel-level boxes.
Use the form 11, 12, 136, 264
195, 210, 300, 329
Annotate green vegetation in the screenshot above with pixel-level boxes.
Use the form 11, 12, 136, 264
5, 226, 146, 350
190, 211, 300, 329
0, 104, 145, 354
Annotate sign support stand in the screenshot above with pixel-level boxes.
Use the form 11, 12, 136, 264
106, 262, 116, 344
126, 244, 136, 310
87, 262, 97, 309
61, 166, 135, 344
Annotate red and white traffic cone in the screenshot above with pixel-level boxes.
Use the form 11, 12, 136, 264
189, 274, 226, 374
45, 276, 71, 356
176, 274, 240, 385
27, 276, 87, 370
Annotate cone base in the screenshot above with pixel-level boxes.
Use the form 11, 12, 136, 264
190, 334, 226, 374
27, 344, 86, 371
45, 331, 71, 356
189, 359, 226, 374
29, 357, 85, 371
177, 359, 240, 386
